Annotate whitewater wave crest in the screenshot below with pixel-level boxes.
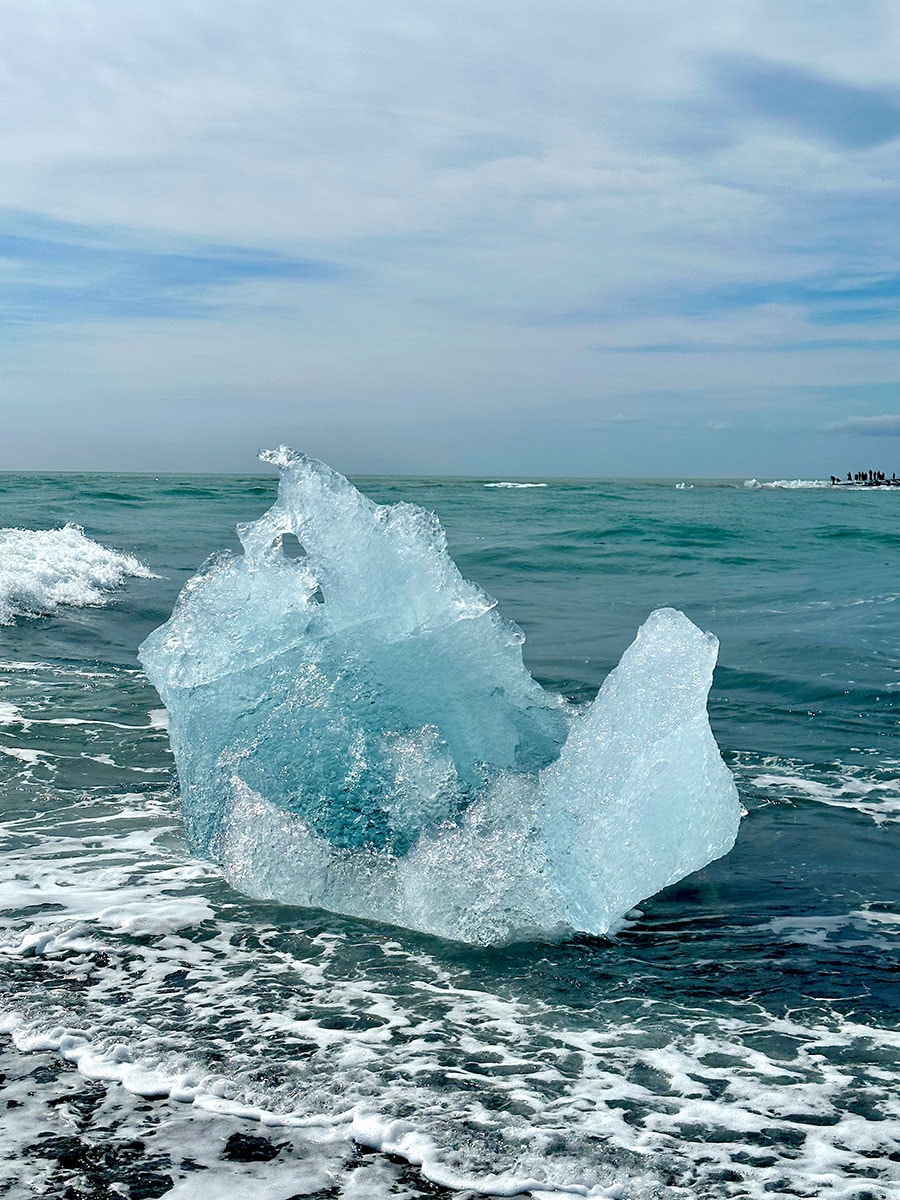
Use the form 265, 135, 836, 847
483, 481, 548, 489
744, 479, 829, 489
0, 524, 156, 625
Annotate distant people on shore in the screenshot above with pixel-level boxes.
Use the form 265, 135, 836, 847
830, 469, 899, 486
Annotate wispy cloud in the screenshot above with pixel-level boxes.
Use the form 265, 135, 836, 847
584, 414, 644, 429
535, 273, 900, 329
594, 338, 900, 354
826, 414, 900, 436
0, 209, 346, 324
709, 55, 900, 149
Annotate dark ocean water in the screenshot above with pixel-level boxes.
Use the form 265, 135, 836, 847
0, 471, 897, 1199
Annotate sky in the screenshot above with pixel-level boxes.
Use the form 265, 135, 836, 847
3, 0, 900, 476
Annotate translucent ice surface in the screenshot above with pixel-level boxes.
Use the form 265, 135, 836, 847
139, 449, 740, 944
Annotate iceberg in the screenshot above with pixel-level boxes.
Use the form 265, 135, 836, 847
139, 449, 740, 945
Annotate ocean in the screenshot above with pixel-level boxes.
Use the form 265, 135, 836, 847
0, 470, 897, 1200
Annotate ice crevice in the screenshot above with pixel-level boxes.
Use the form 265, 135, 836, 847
139, 448, 741, 945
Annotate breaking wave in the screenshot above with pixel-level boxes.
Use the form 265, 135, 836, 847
744, 479, 830, 489
0, 524, 155, 625
483, 481, 548, 489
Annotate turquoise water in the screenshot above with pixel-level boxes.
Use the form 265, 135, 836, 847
0, 472, 897, 1198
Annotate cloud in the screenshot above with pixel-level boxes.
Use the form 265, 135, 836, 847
0, 209, 345, 323
584, 414, 644, 430
710, 55, 900, 149
826, 414, 900, 436
594, 338, 900, 354
4, 2, 900, 472
427, 132, 542, 169
538, 272, 900, 329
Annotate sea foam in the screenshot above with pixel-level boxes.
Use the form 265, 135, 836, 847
744, 478, 829, 489
139, 449, 741, 944
0, 524, 155, 624
483, 481, 548, 489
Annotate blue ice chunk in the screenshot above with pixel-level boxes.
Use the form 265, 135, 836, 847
139, 449, 740, 944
